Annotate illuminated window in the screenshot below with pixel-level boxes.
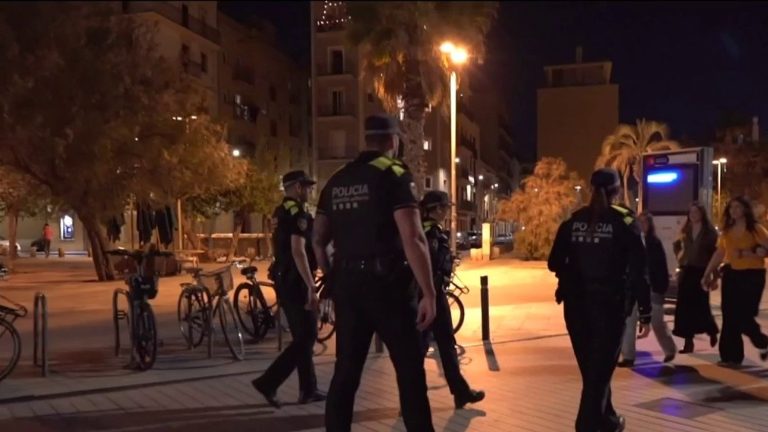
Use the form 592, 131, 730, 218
60, 215, 75, 241
423, 139, 431, 151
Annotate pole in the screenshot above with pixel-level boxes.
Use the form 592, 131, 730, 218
177, 198, 183, 251
129, 196, 135, 250
717, 163, 722, 219
481, 275, 490, 341
449, 70, 458, 256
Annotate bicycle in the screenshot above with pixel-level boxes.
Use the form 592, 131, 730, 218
0, 293, 26, 382
233, 262, 278, 342
316, 276, 335, 343
112, 251, 159, 371
446, 272, 469, 335
177, 261, 245, 360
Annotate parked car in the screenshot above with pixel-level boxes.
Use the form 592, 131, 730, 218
493, 232, 514, 245
0, 236, 21, 255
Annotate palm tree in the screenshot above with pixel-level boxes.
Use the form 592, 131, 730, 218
346, 1, 497, 191
595, 119, 681, 206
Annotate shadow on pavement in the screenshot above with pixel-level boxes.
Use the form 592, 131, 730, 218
483, 341, 499, 372
446, 408, 487, 432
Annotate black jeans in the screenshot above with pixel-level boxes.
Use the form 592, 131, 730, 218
422, 289, 470, 397
256, 275, 318, 396
719, 267, 768, 364
564, 290, 626, 432
325, 265, 434, 432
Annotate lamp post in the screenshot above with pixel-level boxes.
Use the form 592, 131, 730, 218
713, 157, 727, 218
440, 41, 469, 256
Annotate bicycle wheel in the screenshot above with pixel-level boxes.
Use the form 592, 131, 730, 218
0, 318, 22, 382
234, 283, 257, 339
316, 297, 336, 343
133, 302, 157, 371
178, 287, 208, 348
217, 298, 245, 360
446, 291, 465, 335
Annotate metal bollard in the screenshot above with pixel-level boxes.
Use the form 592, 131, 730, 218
481, 276, 490, 342
33, 292, 49, 377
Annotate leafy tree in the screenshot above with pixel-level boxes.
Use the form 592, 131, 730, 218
0, 166, 50, 268
346, 1, 497, 192
595, 119, 680, 206
496, 158, 584, 260
0, 3, 245, 280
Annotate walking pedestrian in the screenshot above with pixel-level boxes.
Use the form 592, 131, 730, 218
251, 170, 325, 407
419, 190, 485, 408
617, 212, 676, 367
42, 223, 53, 258
672, 202, 719, 353
702, 196, 768, 366
548, 168, 651, 432
313, 114, 437, 432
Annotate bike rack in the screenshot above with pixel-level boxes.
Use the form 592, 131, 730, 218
112, 288, 131, 357
33, 292, 49, 377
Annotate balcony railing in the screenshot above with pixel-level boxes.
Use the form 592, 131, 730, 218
124, 1, 220, 44
317, 105, 355, 118
459, 201, 477, 213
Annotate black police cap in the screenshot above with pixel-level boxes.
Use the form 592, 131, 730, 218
364, 114, 401, 136
282, 170, 316, 187
591, 168, 620, 189
420, 190, 453, 208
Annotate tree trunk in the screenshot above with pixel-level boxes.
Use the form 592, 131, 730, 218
227, 212, 244, 262
183, 216, 204, 251
6, 208, 19, 272
81, 215, 115, 281
402, 54, 427, 196
622, 168, 631, 207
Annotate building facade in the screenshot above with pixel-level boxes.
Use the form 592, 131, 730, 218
537, 49, 619, 183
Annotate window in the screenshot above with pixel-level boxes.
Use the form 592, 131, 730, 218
330, 48, 344, 74
423, 138, 431, 151
270, 120, 278, 137
270, 85, 277, 102
200, 52, 208, 73
329, 130, 347, 158
425, 176, 433, 189
331, 90, 344, 115
222, 53, 227, 65
181, 4, 189, 28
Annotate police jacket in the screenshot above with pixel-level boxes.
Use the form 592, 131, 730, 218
423, 217, 452, 290
548, 204, 652, 321
317, 151, 417, 261
272, 197, 317, 274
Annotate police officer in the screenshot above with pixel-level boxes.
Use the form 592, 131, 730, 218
313, 114, 437, 432
419, 191, 485, 408
548, 168, 652, 432
252, 170, 325, 408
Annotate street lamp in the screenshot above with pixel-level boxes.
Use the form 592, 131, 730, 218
440, 40, 469, 255
232, 148, 241, 158
713, 158, 728, 218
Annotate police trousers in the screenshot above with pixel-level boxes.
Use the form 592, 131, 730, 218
325, 264, 434, 432
564, 290, 626, 432
257, 273, 318, 396
422, 287, 470, 397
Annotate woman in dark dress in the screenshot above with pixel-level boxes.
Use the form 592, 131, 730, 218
672, 202, 719, 353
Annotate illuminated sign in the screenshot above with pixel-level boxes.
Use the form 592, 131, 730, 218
647, 171, 679, 184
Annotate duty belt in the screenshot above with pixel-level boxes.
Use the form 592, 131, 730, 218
336, 256, 408, 275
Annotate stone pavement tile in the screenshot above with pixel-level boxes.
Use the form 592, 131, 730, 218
7, 401, 36, 419
0, 405, 11, 420
27, 400, 57, 417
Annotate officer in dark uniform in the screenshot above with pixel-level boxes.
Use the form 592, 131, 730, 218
548, 168, 652, 432
252, 170, 325, 408
419, 190, 485, 408
313, 114, 437, 432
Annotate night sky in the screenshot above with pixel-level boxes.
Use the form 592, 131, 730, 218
220, 1, 768, 161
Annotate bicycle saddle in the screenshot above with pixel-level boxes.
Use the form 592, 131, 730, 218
240, 266, 258, 276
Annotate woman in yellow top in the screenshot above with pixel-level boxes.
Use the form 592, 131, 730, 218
702, 196, 768, 366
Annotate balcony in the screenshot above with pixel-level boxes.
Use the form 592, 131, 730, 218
459, 201, 477, 213
316, 66, 356, 79
124, 1, 220, 45
183, 60, 204, 78
317, 105, 355, 118
232, 67, 255, 85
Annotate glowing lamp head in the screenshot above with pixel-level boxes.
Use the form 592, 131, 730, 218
450, 48, 469, 65
440, 41, 456, 54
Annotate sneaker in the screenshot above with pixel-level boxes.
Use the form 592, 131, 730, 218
663, 354, 675, 363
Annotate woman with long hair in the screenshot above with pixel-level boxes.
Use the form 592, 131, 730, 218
702, 196, 768, 366
618, 212, 676, 367
672, 203, 719, 353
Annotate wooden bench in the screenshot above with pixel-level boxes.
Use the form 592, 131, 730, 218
173, 249, 206, 272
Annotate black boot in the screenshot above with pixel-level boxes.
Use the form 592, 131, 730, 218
679, 338, 694, 354
454, 389, 485, 409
